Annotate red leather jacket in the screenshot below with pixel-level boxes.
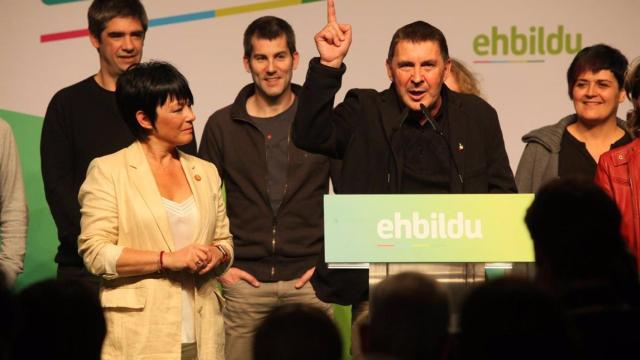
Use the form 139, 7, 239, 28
594, 138, 640, 268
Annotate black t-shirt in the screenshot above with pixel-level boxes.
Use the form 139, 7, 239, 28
558, 128, 632, 181
250, 100, 297, 212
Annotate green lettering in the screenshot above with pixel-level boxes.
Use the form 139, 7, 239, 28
566, 32, 582, 54
538, 26, 545, 55
491, 26, 508, 55
510, 26, 527, 55
529, 26, 537, 54
473, 34, 490, 55
546, 25, 564, 55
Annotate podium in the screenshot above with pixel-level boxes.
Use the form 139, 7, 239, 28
324, 194, 536, 313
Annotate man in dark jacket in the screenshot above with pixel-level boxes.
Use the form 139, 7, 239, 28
292, 0, 516, 307
199, 16, 334, 360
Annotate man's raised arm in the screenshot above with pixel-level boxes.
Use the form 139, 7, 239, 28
293, 0, 358, 158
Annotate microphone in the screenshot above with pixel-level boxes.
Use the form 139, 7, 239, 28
419, 103, 440, 134
419, 103, 464, 185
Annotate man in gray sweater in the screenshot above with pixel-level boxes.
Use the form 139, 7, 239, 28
0, 118, 27, 288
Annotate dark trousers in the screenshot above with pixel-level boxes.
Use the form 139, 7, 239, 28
57, 265, 101, 297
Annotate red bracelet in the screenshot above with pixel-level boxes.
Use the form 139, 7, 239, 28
159, 250, 165, 272
216, 245, 229, 262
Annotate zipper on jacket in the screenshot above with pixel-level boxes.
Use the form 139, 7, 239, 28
247, 119, 285, 280
271, 216, 277, 279
281, 133, 291, 206
259, 123, 294, 280
270, 132, 294, 280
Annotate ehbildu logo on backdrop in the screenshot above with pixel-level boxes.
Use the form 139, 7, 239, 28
377, 212, 483, 240
472, 26, 583, 64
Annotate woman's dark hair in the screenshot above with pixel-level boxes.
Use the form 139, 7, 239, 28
566, 44, 628, 99
624, 58, 640, 135
116, 61, 194, 140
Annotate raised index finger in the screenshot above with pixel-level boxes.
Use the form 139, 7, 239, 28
327, 0, 337, 23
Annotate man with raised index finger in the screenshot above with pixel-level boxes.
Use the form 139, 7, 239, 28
292, 0, 516, 308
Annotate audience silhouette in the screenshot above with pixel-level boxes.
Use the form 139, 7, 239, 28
11, 279, 105, 360
360, 272, 450, 360
525, 178, 640, 359
253, 303, 342, 360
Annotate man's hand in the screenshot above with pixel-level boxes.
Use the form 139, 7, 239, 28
294, 266, 316, 289
315, 0, 352, 68
219, 267, 261, 287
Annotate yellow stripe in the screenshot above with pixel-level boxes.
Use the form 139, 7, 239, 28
216, 0, 302, 17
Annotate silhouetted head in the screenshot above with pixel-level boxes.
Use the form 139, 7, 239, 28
460, 277, 572, 360
12, 279, 105, 360
253, 303, 342, 360
365, 272, 450, 360
525, 178, 637, 293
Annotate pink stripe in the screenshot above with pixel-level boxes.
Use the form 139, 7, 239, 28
41, 28, 89, 43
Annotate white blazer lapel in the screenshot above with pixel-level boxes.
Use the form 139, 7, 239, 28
126, 142, 175, 251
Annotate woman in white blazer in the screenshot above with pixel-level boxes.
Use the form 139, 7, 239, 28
78, 61, 233, 360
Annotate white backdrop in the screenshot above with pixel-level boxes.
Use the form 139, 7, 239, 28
1, 0, 638, 169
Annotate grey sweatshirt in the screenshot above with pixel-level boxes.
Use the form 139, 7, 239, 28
0, 118, 27, 287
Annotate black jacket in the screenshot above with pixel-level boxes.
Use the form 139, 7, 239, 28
293, 58, 516, 304
199, 84, 337, 282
